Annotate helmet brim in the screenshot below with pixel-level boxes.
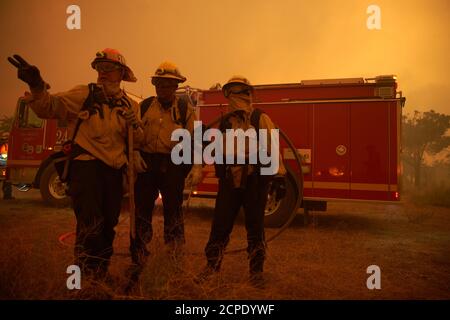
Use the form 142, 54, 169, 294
91, 59, 137, 82
222, 81, 253, 93
151, 74, 186, 84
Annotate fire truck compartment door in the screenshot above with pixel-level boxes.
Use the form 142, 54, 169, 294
313, 103, 350, 198
350, 101, 391, 200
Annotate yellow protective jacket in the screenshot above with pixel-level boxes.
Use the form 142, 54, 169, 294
224, 110, 286, 188
139, 96, 197, 154
25, 85, 143, 169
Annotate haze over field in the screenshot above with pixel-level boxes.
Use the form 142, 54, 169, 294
0, 0, 449, 116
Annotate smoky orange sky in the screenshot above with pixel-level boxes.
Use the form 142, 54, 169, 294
0, 0, 449, 116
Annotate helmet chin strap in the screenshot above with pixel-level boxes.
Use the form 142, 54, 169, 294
99, 80, 121, 97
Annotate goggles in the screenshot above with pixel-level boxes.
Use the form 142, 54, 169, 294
94, 62, 122, 73
223, 85, 251, 98
153, 78, 179, 88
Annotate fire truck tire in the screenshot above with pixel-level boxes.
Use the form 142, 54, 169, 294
264, 166, 300, 228
39, 162, 70, 207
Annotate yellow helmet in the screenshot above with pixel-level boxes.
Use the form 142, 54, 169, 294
91, 48, 137, 82
222, 75, 253, 97
151, 61, 186, 84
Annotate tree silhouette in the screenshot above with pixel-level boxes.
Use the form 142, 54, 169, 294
402, 110, 450, 187
0, 115, 14, 135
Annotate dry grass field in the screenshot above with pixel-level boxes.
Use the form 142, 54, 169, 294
0, 190, 449, 300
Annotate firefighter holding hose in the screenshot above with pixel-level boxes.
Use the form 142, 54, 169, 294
195, 76, 287, 288
8, 49, 143, 281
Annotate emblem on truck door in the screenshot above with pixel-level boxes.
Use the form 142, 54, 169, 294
336, 145, 347, 156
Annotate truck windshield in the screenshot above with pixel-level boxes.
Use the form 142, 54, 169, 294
17, 100, 43, 128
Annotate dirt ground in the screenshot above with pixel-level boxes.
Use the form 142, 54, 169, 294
0, 189, 449, 300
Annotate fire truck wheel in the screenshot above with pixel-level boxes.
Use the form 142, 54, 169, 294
264, 169, 299, 228
39, 162, 70, 207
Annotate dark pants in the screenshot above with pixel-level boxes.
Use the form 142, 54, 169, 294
205, 174, 271, 274
2, 181, 13, 199
67, 160, 123, 277
130, 153, 187, 263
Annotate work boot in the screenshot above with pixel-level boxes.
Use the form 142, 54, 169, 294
166, 241, 185, 265
101, 272, 117, 288
131, 246, 150, 266
75, 278, 113, 300
194, 266, 218, 284
249, 272, 266, 289
124, 263, 145, 296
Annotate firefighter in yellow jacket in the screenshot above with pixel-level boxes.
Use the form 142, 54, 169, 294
8, 49, 143, 279
196, 76, 287, 288
130, 62, 202, 265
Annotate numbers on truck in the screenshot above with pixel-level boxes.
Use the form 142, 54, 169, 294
56, 129, 68, 145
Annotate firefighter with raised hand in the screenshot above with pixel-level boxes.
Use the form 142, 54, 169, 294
195, 76, 286, 289
8, 49, 143, 281
130, 62, 202, 266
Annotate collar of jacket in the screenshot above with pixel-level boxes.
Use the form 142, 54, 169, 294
157, 97, 175, 110
107, 90, 130, 108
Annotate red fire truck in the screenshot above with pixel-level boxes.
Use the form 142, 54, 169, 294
5, 75, 404, 226
194, 75, 404, 226
6, 98, 69, 205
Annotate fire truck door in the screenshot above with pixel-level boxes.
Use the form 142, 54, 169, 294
9, 99, 45, 163
313, 103, 350, 198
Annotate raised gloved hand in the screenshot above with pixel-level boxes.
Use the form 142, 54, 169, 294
186, 165, 203, 187
271, 175, 287, 201
123, 108, 140, 129
133, 150, 148, 173
7, 54, 45, 90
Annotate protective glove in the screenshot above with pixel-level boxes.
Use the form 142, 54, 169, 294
7, 54, 45, 90
133, 150, 148, 173
123, 108, 140, 129
271, 175, 287, 201
186, 165, 203, 187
